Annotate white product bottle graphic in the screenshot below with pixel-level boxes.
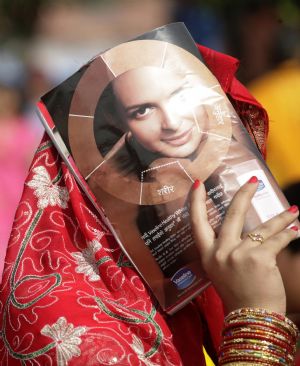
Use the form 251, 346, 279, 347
232, 159, 284, 222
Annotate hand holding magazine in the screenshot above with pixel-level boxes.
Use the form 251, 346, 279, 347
37, 23, 297, 314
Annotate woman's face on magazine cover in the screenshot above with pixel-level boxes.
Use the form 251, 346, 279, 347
112, 67, 208, 158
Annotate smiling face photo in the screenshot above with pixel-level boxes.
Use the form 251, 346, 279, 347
68, 39, 232, 205
39, 26, 291, 315
112, 66, 208, 159
46, 32, 241, 311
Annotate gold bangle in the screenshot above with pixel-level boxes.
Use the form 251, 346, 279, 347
225, 316, 299, 340
225, 308, 299, 338
219, 308, 299, 366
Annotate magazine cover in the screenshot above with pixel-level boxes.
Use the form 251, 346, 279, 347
36, 23, 293, 314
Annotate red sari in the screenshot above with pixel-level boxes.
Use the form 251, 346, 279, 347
0, 45, 268, 366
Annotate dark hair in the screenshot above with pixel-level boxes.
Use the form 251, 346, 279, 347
92, 80, 161, 178
93, 81, 125, 157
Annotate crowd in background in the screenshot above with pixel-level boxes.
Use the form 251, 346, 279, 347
0, 0, 299, 278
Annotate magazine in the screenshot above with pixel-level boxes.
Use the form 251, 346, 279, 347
36, 22, 293, 314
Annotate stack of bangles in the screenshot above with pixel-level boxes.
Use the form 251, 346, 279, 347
218, 308, 299, 365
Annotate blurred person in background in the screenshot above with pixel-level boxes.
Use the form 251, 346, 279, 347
248, 0, 300, 189
173, 0, 300, 189
173, 0, 285, 84
209, 0, 300, 191
249, 53, 300, 188
172, 0, 226, 53
223, 0, 284, 83
0, 53, 42, 282
0, 0, 176, 283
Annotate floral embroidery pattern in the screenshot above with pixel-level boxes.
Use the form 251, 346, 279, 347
27, 166, 69, 209
71, 240, 102, 281
131, 335, 160, 366
0, 140, 183, 365
41, 317, 86, 366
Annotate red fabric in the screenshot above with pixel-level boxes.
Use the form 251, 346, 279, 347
197, 44, 269, 158
0, 45, 269, 366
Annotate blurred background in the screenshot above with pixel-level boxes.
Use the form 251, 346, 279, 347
0, 0, 300, 274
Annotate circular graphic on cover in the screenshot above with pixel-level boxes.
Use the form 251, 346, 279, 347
68, 40, 232, 205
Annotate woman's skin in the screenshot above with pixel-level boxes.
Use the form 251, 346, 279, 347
111, 66, 300, 317
112, 67, 209, 158
278, 249, 300, 315
189, 177, 299, 315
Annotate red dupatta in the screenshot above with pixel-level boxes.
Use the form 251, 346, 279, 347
0, 45, 268, 366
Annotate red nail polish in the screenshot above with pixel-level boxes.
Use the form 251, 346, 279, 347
248, 176, 258, 183
193, 179, 201, 190
290, 225, 299, 231
288, 205, 298, 214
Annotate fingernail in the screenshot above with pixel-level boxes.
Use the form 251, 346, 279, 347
288, 205, 298, 213
290, 225, 299, 231
248, 176, 258, 183
193, 179, 201, 190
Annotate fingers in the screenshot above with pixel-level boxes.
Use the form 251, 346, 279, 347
218, 177, 258, 244
190, 179, 215, 257
245, 206, 299, 255
244, 205, 299, 244
261, 226, 299, 256
190, 175, 299, 262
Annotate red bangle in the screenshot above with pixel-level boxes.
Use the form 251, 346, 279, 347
223, 319, 297, 340
220, 342, 293, 361
222, 332, 295, 352
218, 308, 299, 365
225, 324, 292, 340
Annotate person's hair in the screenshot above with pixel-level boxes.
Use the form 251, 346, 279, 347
94, 81, 125, 157
93, 80, 160, 177
92, 67, 213, 176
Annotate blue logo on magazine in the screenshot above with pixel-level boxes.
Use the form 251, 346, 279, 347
171, 268, 196, 290
257, 180, 265, 191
